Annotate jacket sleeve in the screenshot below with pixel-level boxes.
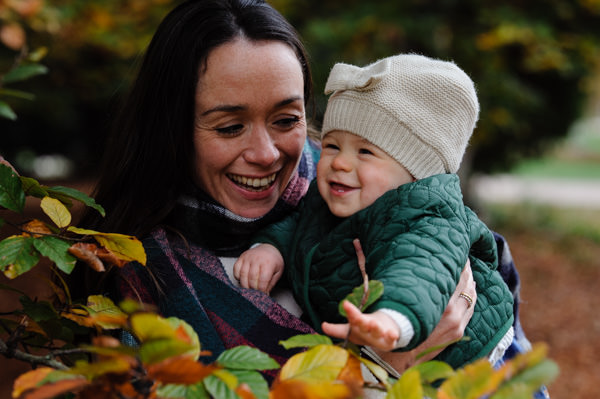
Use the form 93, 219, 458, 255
361, 195, 471, 349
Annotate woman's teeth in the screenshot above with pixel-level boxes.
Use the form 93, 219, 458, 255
228, 173, 276, 190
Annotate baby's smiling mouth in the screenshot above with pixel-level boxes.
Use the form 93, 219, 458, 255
330, 182, 355, 193
228, 173, 277, 191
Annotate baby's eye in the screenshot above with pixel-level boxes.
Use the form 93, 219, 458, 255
359, 148, 374, 155
216, 124, 244, 135
274, 116, 301, 130
324, 143, 340, 150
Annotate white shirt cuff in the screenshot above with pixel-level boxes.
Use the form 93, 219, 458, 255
379, 308, 414, 349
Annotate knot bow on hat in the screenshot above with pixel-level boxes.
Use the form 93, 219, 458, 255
324, 58, 390, 94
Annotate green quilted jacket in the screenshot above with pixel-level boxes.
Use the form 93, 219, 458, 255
257, 174, 514, 367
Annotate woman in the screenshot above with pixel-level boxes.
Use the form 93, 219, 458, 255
79, 0, 494, 375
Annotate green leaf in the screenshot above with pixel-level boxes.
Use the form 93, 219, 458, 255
20, 176, 49, 198
0, 88, 35, 100
411, 360, 455, 384
40, 196, 72, 228
157, 383, 210, 399
279, 333, 333, 350
47, 186, 105, 217
0, 101, 17, 120
0, 235, 39, 278
216, 346, 279, 371
339, 280, 384, 317
204, 373, 238, 399
32, 236, 77, 274
20, 296, 59, 322
386, 368, 423, 399
228, 369, 270, 399
2, 63, 48, 84
0, 164, 25, 212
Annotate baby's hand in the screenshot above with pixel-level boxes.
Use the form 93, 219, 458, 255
233, 244, 284, 294
322, 301, 401, 351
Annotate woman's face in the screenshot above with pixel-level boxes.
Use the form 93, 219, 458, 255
193, 38, 307, 218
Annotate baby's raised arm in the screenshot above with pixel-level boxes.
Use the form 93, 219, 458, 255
234, 244, 284, 294
321, 301, 401, 351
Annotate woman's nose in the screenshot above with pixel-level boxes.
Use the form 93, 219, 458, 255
244, 125, 279, 166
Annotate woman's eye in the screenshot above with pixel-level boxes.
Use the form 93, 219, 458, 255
216, 124, 244, 135
274, 116, 301, 129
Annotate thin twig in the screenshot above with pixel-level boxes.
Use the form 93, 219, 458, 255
0, 337, 68, 370
344, 239, 370, 347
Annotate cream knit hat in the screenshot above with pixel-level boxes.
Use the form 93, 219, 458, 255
321, 54, 479, 180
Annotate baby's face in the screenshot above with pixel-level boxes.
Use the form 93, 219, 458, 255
317, 131, 414, 217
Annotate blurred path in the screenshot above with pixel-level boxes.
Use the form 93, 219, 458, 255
470, 174, 600, 209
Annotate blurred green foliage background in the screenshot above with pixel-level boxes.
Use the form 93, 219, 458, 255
1, 0, 600, 179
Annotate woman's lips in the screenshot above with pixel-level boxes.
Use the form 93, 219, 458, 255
227, 172, 277, 191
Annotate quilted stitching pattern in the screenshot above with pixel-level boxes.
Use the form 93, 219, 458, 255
258, 174, 513, 367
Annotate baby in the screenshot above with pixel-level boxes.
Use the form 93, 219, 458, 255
235, 54, 514, 368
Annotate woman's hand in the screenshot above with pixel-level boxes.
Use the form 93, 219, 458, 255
371, 260, 477, 372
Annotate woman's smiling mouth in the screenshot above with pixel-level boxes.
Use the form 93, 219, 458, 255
228, 172, 277, 191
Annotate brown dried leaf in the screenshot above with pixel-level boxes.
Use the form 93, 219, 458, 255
146, 355, 217, 385
20, 220, 54, 237
68, 243, 105, 272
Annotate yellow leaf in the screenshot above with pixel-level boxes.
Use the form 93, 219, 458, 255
387, 369, 423, 399
438, 358, 501, 399
94, 233, 146, 265
68, 227, 147, 265
279, 345, 348, 383
40, 197, 71, 228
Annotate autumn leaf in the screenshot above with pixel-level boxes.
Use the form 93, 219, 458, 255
67, 242, 106, 272
84, 295, 129, 329
12, 368, 89, 399
269, 379, 354, 399
336, 354, 363, 389
20, 219, 53, 236
68, 227, 146, 265
438, 358, 502, 399
387, 368, 423, 399
279, 345, 348, 383
147, 355, 217, 385
40, 196, 71, 228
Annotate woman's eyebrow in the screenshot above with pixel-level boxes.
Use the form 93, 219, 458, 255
200, 96, 303, 117
275, 96, 303, 108
200, 104, 246, 116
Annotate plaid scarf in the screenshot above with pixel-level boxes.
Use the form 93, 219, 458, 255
117, 140, 319, 372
